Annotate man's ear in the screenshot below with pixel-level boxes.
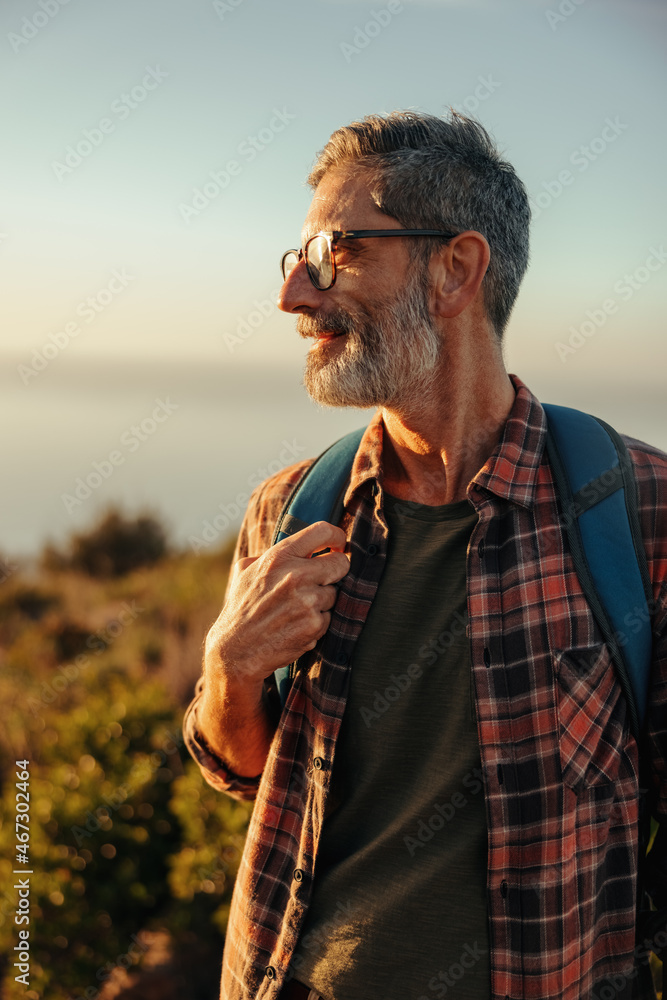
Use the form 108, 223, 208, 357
429, 231, 490, 319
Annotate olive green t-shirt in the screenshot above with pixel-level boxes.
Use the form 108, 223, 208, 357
293, 492, 490, 1000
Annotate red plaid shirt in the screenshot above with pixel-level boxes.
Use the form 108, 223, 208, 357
183, 376, 667, 1000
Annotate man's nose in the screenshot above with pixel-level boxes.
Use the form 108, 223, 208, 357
277, 260, 326, 314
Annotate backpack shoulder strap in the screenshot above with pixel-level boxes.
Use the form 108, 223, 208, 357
272, 426, 366, 705
543, 403, 653, 741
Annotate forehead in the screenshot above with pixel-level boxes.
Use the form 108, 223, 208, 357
301, 165, 388, 240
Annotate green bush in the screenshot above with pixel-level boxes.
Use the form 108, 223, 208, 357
1, 532, 250, 1000
0, 661, 251, 999
42, 509, 169, 578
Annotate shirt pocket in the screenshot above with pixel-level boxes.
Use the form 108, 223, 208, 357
554, 643, 627, 793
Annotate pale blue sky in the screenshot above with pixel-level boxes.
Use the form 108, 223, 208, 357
1, 0, 666, 555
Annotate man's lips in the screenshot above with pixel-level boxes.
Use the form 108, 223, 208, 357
312, 330, 347, 340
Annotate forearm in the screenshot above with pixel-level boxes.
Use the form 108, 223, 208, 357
197, 659, 279, 780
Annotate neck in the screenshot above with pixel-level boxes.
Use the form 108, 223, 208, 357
380, 329, 515, 505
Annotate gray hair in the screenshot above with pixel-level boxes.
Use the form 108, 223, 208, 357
307, 110, 531, 339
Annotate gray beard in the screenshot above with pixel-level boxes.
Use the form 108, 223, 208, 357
300, 268, 442, 412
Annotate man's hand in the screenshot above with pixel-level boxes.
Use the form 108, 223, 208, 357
205, 520, 350, 686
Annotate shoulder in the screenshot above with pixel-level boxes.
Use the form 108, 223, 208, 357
620, 433, 667, 591
241, 458, 315, 556
621, 433, 667, 503
622, 432, 667, 465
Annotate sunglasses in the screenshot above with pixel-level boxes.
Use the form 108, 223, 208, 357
280, 229, 458, 291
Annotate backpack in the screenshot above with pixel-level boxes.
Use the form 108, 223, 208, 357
270, 403, 653, 743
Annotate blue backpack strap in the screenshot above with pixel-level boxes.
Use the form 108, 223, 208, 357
272, 426, 366, 705
543, 403, 653, 741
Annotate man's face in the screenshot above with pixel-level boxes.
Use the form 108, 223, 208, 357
278, 166, 443, 412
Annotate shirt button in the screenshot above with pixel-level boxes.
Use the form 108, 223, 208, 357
500, 879, 508, 898
265, 966, 276, 980
478, 539, 485, 559
293, 868, 304, 882
313, 757, 324, 770
368, 543, 378, 556
483, 647, 491, 668
336, 650, 349, 665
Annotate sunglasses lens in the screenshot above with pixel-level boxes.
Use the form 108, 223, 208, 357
307, 235, 332, 289
281, 251, 299, 280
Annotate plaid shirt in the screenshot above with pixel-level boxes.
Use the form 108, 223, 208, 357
183, 375, 667, 1000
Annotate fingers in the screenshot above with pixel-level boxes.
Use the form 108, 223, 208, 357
307, 549, 350, 587
272, 521, 350, 586
216, 522, 350, 674
315, 611, 331, 640
314, 583, 338, 613
278, 520, 348, 558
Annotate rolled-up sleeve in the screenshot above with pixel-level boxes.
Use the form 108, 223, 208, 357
181, 459, 312, 802
181, 498, 264, 802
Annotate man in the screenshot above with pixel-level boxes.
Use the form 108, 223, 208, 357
183, 110, 667, 1000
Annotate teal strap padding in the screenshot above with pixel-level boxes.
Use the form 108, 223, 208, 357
272, 427, 366, 545
272, 426, 366, 705
273, 664, 292, 707
543, 403, 652, 739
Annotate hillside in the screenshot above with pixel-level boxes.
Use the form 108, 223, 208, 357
0, 510, 251, 1000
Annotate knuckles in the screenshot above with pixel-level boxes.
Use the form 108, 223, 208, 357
333, 553, 351, 579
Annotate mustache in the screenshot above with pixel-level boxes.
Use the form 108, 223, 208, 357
297, 309, 357, 339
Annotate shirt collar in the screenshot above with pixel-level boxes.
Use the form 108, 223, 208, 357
469, 374, 547, 510
343, 374, 547, 512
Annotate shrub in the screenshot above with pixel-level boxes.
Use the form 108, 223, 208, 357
43, 509, 169, 578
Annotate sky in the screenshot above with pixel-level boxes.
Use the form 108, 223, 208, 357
1, 0, 666, 558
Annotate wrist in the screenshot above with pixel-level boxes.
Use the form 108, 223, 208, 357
203, 655, 266, 716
